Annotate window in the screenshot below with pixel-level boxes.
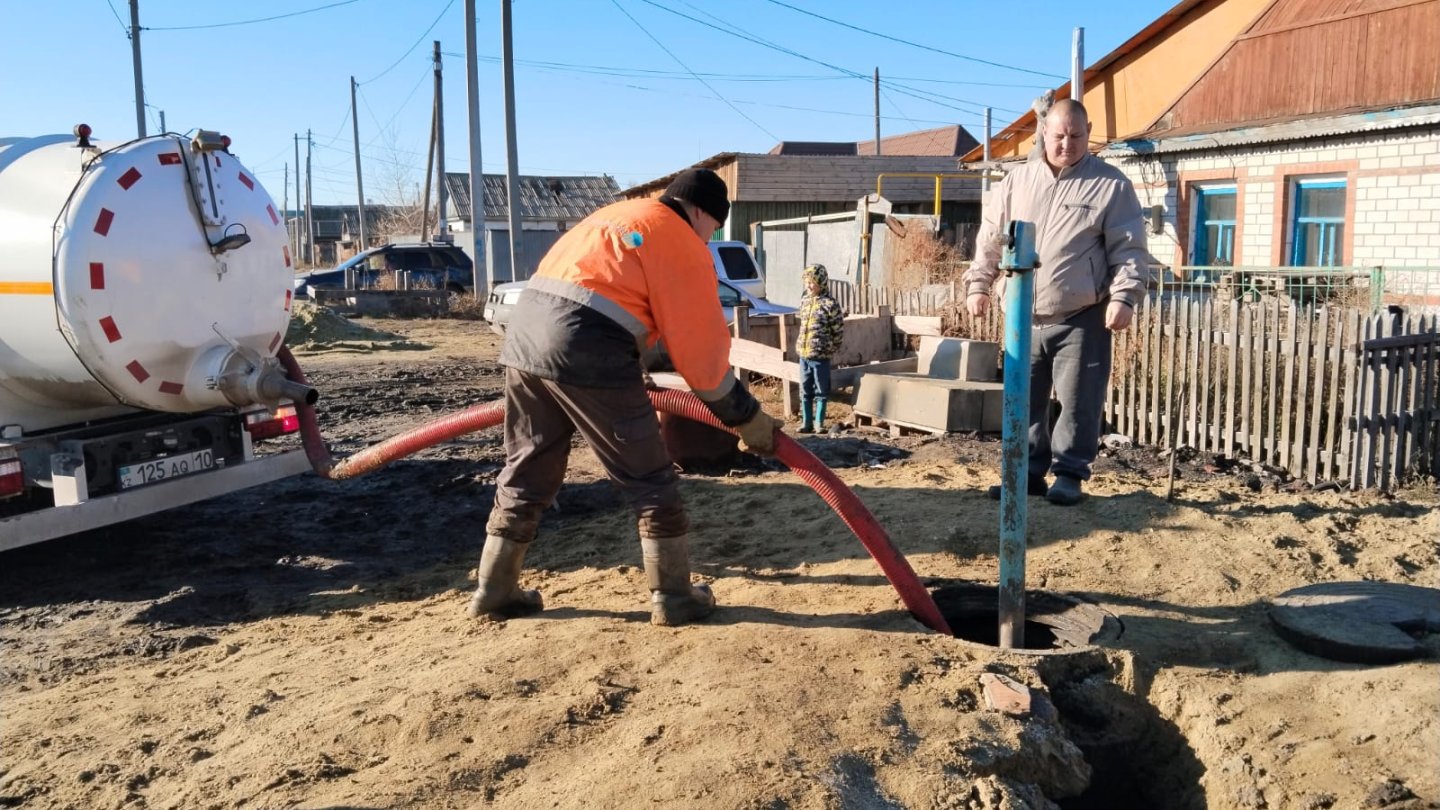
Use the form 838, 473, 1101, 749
1193, 185, 1236, 267
715, 245, 760, 280
1290, 178, 1346, 266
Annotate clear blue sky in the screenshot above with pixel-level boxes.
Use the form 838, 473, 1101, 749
4, 0, 1176, 206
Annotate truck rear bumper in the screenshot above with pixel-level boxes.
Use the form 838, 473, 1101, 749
0, 450, 313, 552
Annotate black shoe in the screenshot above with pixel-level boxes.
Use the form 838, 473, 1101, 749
797, 425, 815, 434
987, 478, 1049, 500
1046, 476, 1084, 506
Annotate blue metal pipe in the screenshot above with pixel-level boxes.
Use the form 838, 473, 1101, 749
998, 221, 1036, 649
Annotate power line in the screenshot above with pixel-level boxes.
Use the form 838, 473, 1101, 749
638, 0, 1023, 119
103, 0, 130, 37
611, 0, 779, 141
360, 0, 455, 85
143, 0, 365, 31
762, 0, 1067, 80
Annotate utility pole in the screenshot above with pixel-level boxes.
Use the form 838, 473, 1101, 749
1071, 27, 1085, 101
421, 102, 436, 242
500, 0, 523, 278
129, 0, 146, 138
873, 67, 881, 155
464, 0, 487, 297
433, 41, 450, 239
983, 107, 992, 192
294, 134, 303, 264
350, 76, 368, 252
305, 129, 315, 266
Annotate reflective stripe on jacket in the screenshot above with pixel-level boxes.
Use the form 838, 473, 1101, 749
962, 153, 1150, 324
498, 198, 740, 404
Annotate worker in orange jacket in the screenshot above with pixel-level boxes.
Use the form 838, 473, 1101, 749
469, 168, 783, 626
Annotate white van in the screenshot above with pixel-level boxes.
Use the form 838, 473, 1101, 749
709, 241, 766, 300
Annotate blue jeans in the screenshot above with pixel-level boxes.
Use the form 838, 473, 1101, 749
799, 358, 832, 402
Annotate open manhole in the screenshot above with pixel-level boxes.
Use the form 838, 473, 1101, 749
931, 583, 1121, 652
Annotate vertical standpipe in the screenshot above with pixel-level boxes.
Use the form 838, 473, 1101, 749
998, 220, 1037, 649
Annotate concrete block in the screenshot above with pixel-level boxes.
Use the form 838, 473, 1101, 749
917, 336, 999, 381
853, 373, 1004, 433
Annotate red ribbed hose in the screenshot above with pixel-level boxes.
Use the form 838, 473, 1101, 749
645, 389, 952, 635
278, 346, 505, 481
279, 345, 949, 634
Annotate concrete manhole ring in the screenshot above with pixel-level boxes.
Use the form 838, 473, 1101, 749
929, 582, 1123, 654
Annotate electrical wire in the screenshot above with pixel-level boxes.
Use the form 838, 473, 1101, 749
103, 0, 130, 37
640, 0, 1026, 119
610, 0, 779, 141
762, 0, 1066, 80
360, 0, 455, 85
143, 0, 365, 31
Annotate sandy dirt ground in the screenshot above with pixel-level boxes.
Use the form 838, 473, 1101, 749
2, 310, 1437, 810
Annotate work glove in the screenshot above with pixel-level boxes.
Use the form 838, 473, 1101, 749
735, 410, 783, 456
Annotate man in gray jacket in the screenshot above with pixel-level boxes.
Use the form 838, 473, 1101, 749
963, 98, 1151, 505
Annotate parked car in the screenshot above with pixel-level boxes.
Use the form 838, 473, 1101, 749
293, 243, 474, 299
482, 280, 528, 335
709, 240, 766, 299
484, 278, 794, 335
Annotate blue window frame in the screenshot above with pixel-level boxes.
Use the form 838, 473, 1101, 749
1290, 178, 1346, 266
1193, 185, 1236, 266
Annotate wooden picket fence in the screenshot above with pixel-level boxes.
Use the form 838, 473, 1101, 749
1108, 297, 1440, 489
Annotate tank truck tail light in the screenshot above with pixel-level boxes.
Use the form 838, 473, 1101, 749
73, 123, 94, 149
0, 454, 23, 499
243, 405, 300, 441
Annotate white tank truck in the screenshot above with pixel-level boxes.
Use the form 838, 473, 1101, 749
0, 126, 316, 551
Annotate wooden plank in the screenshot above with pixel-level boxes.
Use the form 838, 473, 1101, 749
1199, 297, 1213, 454
1418, 316, 1438, 479
1378, 313, 1399, 491
1280, 302, 1299, 473
1188, 299, 1200, 451
1360, 315, 1381, 489
1164, 300, 1178, 452
1240, 304, 1255, 459
1391, 315, 1414, 485
1293, 303, 1312, 479
1146, 296, 1157, 443
1424, 316, 1440, 477
1117, 301, 1135, 439
1266, 303, 1281, 466
1224, 298, 1239, 459
1307, 307, 1329, 485
1339, 309, 1361, 487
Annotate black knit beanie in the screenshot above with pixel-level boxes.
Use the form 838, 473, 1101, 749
663, 168, 730, 224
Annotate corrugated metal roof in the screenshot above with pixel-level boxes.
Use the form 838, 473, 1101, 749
443, 173, 621, 221
1102, 102, 1440, 156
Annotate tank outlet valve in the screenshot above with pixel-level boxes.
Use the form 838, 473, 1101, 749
199, 348, 319, 408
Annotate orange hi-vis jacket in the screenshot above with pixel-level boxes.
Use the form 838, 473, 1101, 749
498, 198, 756, 423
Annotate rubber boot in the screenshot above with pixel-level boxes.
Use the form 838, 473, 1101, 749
466, 535, 544, 621
798, 396, 815, 433
814, 398, 828, 432
641, 534, 716, 627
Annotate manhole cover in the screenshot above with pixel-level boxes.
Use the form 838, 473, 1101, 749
1268, 581, 1440, 664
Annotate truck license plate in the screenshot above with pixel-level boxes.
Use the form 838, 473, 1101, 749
118, 448, 216, 489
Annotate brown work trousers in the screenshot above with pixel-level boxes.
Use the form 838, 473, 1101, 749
485, 368, 688, 543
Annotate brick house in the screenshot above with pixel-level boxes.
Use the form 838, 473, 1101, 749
966, 0, 1440, 301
